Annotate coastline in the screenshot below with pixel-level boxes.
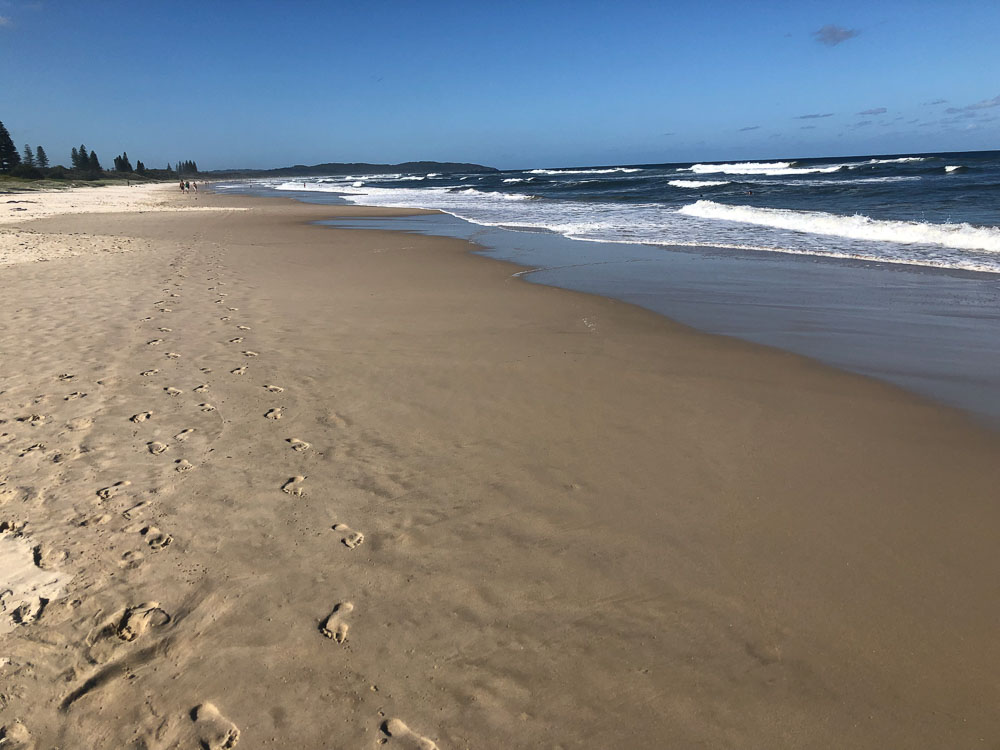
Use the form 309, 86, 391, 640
2, 186, 999, 748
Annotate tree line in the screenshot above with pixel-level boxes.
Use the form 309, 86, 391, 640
0, 118, 198, 181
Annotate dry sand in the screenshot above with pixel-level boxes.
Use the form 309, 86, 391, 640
1, 185, 999, 749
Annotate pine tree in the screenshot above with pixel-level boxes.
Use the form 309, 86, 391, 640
36, 146, 48, 168
79, 144, 89, 167
0, 120, 21, 172
120, 151, 132, 172
88, 151, 101, 172
71, 147, 79, 168
22, 144, 35, 167
135, 160, 146, 175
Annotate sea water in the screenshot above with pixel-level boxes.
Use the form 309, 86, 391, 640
213, 150, 1000, 425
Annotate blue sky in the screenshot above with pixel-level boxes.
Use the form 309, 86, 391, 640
2, 0, 998, 170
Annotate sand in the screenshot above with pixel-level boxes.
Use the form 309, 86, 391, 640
1, 185, 999, 749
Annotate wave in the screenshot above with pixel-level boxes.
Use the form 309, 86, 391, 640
945, 165, 965, 173
503, 177, 535, 183
677, 200, 1000, 253
668, 179, 732, 188
527, 167, 643, 175
862, 157, 930, 165
684, 161, 846, 176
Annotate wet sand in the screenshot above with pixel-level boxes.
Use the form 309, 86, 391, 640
1, 186, 999, 748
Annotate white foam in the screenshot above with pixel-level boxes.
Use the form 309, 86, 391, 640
503, 177, 535, 183
684, 161, 846, 176
945, 165, 962, 172
528, 167, 643, 175
677, 200, 1000, 253
668, 180, 732, 188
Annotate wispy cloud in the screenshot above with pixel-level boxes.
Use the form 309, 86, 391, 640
852, 120, 873, 128
857, 107, 887, 115
945, 94, 1000, 114
813, 24, 860, 46
799, 125, 817, 130
0, 15, 11, 26
922, 99, 947, 106
738, 126, 760, 132
794, 113, 834, 119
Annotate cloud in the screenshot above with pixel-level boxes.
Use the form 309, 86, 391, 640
0, 14, 11, 26
738, 126, 760, 132
813, 24, 860, 46
852, 120, 873, 128
794, 113, 834, 119
799, 125, 817, 130
945, 94, 1000, 114
857, 107, 887, 115
922, 99, 947, 106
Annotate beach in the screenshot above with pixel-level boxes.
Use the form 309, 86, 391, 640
2, 184, 999, 748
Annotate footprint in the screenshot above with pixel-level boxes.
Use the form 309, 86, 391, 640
228, 337, 244, 344
227, 307, 238, 311
16, 414, 46, 427
97, 481, 131, 500
117, 602, 170, 642
174, 429, 195, 441
66, 417, 92, 431
230, 366, 247, 375
140, 369, 159, 377
64, 391, 87, 400
164, 387, 183, 397
165, 352, 181, 359
220, 316, 231, 322
236, 325, 251, 331
281, 476, 305, 496
120, 550, 144, 569
148, 441, 169, 455
193, 384, 209, 393
199, 403, 216, 412
319, 602, 354, 643
158, 327, 172, 332
263, 384, 284, 393
0, 721, 33, 750
175, 459, 194, 472
286, 438, 309, 451
192, 702, 240, 750
265, 408, 282, 420
333, 523, 364, 549
57, 373, 75, 381
159, 308, 172, 313
18, 443, 45, 457
242, 351, 258, 357
381, 719, 439, 750
147, 339, 163, 346
141, 526, 173, 549
131, 411, 153, 423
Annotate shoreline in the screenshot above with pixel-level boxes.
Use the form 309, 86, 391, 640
2, 186, 999, 747
242, 184, 1000, 429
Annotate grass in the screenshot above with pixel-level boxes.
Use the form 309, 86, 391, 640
0, 175, 168, 193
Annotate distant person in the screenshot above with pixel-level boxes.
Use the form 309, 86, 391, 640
179, 180, 185, 192
193, 182, 198, 191
185, 180, 191, 192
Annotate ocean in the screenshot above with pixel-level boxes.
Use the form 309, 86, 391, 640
213, 149, 1000, 424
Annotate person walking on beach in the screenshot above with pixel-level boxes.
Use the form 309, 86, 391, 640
185, 180, 190, 192
179, 180, 186, 193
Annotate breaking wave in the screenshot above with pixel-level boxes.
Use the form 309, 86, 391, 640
677, 200, 1000, 253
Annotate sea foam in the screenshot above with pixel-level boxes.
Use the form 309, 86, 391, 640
677, 200, 1000, 253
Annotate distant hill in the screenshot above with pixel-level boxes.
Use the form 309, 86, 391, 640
204, 161, 498, 178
